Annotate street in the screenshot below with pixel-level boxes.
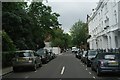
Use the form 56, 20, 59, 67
2, 51, 120, 79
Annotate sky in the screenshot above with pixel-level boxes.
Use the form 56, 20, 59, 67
43, 0, 99, 33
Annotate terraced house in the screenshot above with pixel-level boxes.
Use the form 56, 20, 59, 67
87, 0, 120, 51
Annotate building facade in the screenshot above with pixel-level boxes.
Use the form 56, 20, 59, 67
87, 0, 120, 51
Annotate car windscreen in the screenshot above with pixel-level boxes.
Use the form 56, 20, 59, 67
104, 55, 115, 60
83, 51, 87, 57
99, 53, 120, 60
36, 49, 45, 55
15, 52, 32, 57
88, 51, 97, 56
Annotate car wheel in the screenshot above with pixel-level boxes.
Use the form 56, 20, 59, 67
33, 64, 37, 71
87, 63, 90, 67
39, 63, 42, 67
13, 67, 18, 72
96, 67, 101, 76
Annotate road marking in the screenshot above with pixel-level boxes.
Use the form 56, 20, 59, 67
34, 71, 37, 72
25, 76, 29, 78
89, 72, 91, 74
86, 68, 88, 70
61, 66, 65, 75
93, 76, 96, 79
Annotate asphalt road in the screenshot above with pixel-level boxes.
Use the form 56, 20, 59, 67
2, 51, 120, 80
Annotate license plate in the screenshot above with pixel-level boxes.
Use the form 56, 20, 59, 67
108, 61, 118, 66
18, 59, 26, 62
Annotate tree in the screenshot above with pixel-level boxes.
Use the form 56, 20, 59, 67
70, 20, 88, 48
2, 2, 60, 51
28, 2, 60, 49
51, 27, 72, 49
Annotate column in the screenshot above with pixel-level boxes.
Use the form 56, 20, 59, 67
110, 32, 116, 49
107, 35, 111, 49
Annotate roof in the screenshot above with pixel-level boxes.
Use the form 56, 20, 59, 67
15, 50, 35, 53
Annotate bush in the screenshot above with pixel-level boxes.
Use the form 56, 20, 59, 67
2, 51, 15, 68
2, 31, 16, 68
2, 30, 16, 51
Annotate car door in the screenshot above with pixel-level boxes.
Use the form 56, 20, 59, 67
34, 52, 41, 65
92, 54, 99, 70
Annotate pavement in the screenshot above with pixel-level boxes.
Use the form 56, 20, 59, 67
0, 67, 13, 78
1, 51, 120, 80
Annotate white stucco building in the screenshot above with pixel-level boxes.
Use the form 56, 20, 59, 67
87, 0, 120, 50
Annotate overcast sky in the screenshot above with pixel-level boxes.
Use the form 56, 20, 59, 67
43, 0, 99, 33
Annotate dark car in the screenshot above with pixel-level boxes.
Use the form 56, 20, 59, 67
36, 49, 50, 64
85, 50, 98, 67
75, 50, 82, 59
12, 50, 42, 71
49, 51, 56, 60
91, 52, 120, 76
81, 51, 88, 63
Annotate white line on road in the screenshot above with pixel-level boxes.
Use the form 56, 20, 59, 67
86, 68, 87, 70
34, 71, 37, 72
25, 76, 29, 78
61, 66, 65, 75
89, 72, 91, 74
93, 76, 96, 79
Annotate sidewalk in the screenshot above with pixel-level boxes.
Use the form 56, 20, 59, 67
0, 67, 13, 76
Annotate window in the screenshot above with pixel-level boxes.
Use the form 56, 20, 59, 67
114, 10, 117, 23
115, 36, 118, 48
88, 51, 97, 56
104, 55, 115, 60
113, 0, 117, 6
16, 52, 32, 57
105, 3, 108, 11
104, 16, 109, 27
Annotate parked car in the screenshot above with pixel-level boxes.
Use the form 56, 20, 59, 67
75, 50, 82, 59
36, 49, 50, 64
12, 50, 42, 72
81, 51, 88, 63
85, 50, 98, 67
49, 51, 56, 60
91, 52, 120, 76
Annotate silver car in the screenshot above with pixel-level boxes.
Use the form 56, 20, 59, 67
12, 50, 42, 72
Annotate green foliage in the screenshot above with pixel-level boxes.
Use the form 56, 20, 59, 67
2, 2, 60, 51
51, 27, 72, 49
70, 20, 88, 47
2, 2, 60, 67
2, 31, 16, 51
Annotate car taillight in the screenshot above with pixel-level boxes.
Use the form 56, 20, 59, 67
29, 58, 33, 62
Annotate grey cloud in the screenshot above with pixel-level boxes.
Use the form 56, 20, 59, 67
44, 2, 98, 33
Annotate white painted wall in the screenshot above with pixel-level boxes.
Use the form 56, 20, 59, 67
87, 0, 120, 50
52, 47, 61, 54
44, 42, 61, 54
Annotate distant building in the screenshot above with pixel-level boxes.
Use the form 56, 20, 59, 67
87, 0, 120, 50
